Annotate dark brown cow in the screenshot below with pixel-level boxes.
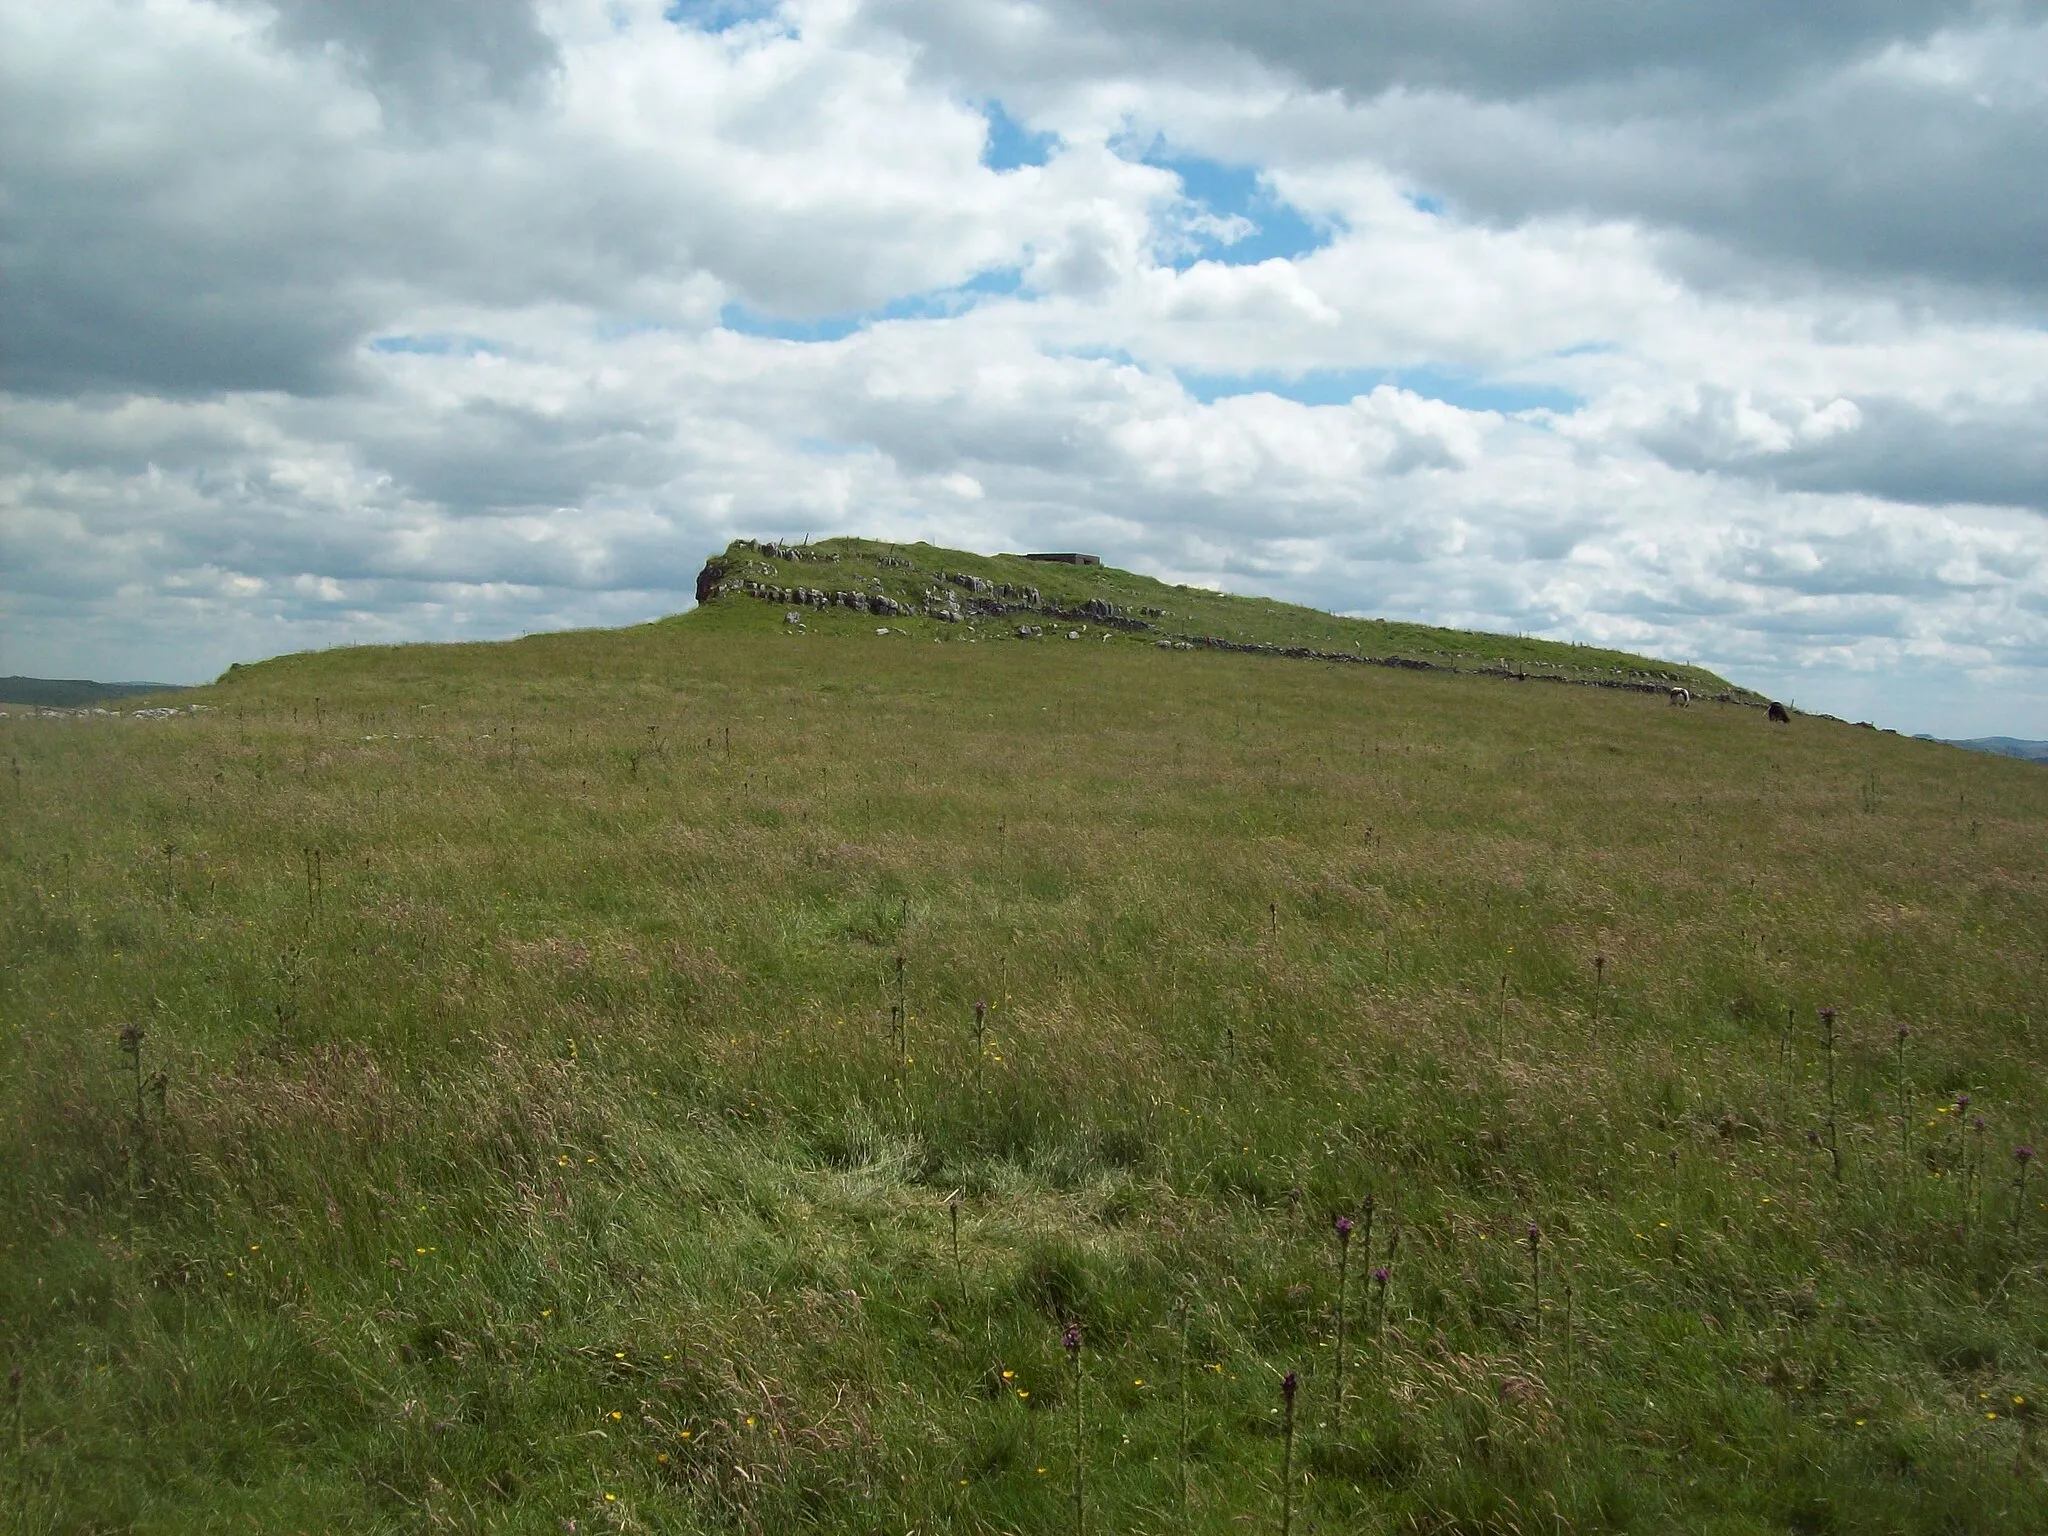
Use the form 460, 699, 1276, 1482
1767, 701, 1791, 724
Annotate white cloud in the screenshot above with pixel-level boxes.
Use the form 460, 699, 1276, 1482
3, 0, 2046, 738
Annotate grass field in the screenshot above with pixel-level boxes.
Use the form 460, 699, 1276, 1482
4, 574, 2046, 1533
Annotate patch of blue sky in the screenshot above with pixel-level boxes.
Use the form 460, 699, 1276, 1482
367, 333, 500, 357
1125, 141, 1334, 268
663, 1, 785, 35
719, 305, 862, 343
1182, 366, 1582, 415
718, 269, 1025, 342
982, 100, 1057, 171
1406, 192, 1446, 215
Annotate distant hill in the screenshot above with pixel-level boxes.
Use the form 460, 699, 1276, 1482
0, 676, 188, 707
1946, 736, 2048, 763
693, 536, 1758, 701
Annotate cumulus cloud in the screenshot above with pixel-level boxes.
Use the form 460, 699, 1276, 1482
1641, 388, 2048, 513
2, 0, 2046, 737
260, 0, 562, 113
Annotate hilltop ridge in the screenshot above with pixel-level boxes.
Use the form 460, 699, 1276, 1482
692, 536, 1757, 702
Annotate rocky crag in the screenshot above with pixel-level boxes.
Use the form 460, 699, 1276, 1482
693, 537, 1761, 703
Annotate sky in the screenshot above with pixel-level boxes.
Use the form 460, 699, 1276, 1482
4, 0, 2047, 737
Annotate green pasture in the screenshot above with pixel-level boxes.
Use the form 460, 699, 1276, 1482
2, 583, 2044, 1532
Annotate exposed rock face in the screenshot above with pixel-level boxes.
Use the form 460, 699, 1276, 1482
742, 539, 840, 564
922, 586, 965, 622
695, 559, 728, 604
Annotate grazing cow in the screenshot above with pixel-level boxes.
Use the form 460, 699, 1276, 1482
1668, 686, 1691, 707
1767, 701, 1791, 724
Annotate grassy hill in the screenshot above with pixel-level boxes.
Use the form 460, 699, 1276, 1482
695, 537, 1754, 701
3, 546, 2044, 1533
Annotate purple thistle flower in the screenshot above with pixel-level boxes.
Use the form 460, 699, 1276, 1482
1956, 1093, 1971, 1112
1896, 1024, 1909, 1041
1334, 1215, 1353, 1243
1818, 1006, 1837, 1023
1280, 1370, 1298, 1405
1061, 1321, 1082, 1355
2019, 1147, 2036, 1165
1807, 1129, 1822, 1146
1972, 1116, 1987, 1133
1527, 1222, 1540, 1247
1371, 1267, 1389, 1285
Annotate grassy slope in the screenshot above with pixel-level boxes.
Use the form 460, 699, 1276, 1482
3, 592, 2045, 1533
710, 537, 1753, 698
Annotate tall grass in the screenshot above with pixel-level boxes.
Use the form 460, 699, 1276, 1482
1, 595, 2044, 1531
